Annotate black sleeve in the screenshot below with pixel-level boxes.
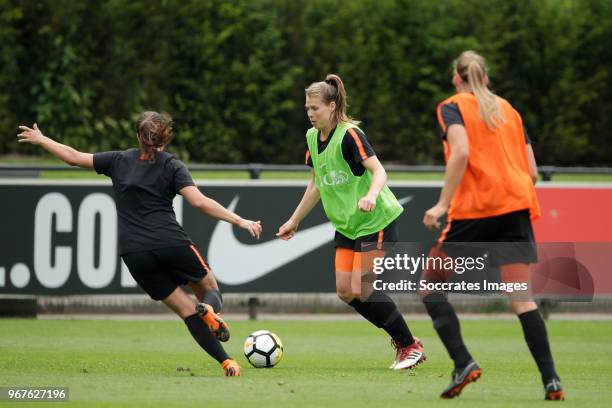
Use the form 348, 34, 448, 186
172, 160, 195, 194
306, 147, 313, 168
342, 128, 375, 165
93, 151, 120, 177
523, 125, 531, 144
439, 103, 464, 140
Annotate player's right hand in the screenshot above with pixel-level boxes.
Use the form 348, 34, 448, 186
423, 203, 448, 231
276, 219, 299, 241
239, 219, 262, 239
17, 123, 45, 145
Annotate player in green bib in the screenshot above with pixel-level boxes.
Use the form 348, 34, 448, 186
277, 74, 425, 370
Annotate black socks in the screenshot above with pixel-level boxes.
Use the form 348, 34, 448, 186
349, 292, 414, 347
184, 313, 229, 363
422, 292, 473, 369
518, 309, 559, 384
202, 289, 223, 313
348, 298, 372, 321
422, 293, 560, 383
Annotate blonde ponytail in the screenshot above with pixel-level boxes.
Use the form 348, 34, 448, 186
305, 74, 359, 125
455, 51, 505, 129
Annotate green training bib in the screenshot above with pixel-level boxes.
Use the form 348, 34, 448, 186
306, 122, 403, 239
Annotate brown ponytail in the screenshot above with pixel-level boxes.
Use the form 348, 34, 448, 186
136, 111, 174, 160
305, 74, 359, 125
454, 50, 505, 129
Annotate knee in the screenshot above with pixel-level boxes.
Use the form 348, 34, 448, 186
420, 290, 446, 304
421, 291, 450, 317
336, 287, 355, 303
509, 300, 538, 315
417, 288, 431, 300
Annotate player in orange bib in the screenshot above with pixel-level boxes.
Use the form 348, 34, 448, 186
421, 51, 564, 400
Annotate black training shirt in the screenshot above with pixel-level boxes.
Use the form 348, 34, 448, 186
93, 148, 195, 255
305, 127, 376, 176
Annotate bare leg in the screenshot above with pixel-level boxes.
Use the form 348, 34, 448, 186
162, 286, 198, 319
187, 271, 219, 302
500, 262, 538, 314
335, 248, 359, 303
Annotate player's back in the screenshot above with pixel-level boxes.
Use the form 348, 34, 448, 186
94, 148, 193, 254
437, 93, 540, 220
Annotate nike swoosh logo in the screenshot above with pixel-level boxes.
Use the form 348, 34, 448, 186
208, 195, 413, 285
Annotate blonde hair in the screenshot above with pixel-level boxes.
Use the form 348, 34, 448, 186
454, 50, 505, 129
305, 74, 360, 125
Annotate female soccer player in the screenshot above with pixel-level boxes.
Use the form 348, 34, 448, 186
277, 74, 425, 370
18, 112, 262, 377
421, 51, 564, 400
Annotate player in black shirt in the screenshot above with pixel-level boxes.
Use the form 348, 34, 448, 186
18, 112, 261, 376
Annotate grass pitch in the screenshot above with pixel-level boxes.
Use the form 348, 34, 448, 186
1, 318, 610, 407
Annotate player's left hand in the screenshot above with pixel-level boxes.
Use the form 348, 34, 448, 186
17, 123, 45, 145
358, 193, 377, 212
423, 203, 448, 231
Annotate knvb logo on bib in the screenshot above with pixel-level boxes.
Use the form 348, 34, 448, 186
321, 170, 349, 186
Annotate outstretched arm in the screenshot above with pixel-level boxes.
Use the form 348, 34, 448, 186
180, 185, 262, 239
277, 171, 320, 240
18, 123, 94, 169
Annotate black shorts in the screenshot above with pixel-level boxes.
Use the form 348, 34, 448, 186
122, 245, 210, 301
440, 209, 537, 266
335, 218, 399, 252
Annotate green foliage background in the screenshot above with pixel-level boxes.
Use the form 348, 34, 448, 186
2, 0, 610, 165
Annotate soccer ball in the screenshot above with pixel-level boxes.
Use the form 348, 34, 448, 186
243, 330, 283, 368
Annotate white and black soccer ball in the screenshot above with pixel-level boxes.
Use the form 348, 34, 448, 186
243, 330, 283, 368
